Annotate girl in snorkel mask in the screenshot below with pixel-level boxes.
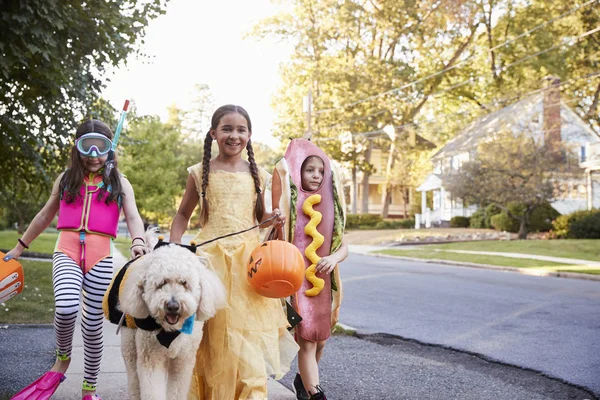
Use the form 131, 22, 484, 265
5, 115, 148, 400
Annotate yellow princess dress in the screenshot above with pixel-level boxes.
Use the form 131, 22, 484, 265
187, 164, 298, 400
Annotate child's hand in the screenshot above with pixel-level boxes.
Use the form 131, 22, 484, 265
130, 244, 149, 259
315, 254, 339, 274
2, 247, 22, 262
273, 209, 286, 227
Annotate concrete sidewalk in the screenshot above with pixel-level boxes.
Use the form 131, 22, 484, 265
53, 249, 295, 399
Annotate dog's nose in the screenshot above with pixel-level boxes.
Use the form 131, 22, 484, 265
166, 299, 180, 313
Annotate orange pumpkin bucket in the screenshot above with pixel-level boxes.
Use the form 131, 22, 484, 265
0, 252, 24, 303
247, 240, 304, 298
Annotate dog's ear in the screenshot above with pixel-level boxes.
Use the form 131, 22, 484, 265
119, 256, 150, 319
196, 259, 227, 321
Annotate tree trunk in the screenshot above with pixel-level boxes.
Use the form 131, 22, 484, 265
381, 188, 392, 218
351, 165, 358, 214
18, 218, 25, 234
517, 210, 532, 240
361, 141, 373, 214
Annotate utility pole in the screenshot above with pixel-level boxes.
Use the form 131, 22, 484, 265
303, 88, 313, 140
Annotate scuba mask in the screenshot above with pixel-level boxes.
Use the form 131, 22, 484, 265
75, 133, 113, 157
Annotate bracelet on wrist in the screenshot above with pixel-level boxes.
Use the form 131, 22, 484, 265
131, 236, 146, 244
130, 244, 146, 250
18, 238, 29, 249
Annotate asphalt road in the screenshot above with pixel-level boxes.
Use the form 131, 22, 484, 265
334, 253, 600, 396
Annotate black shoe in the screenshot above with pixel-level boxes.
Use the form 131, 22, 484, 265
294, 373, 309, 400
309, 385, 327, 400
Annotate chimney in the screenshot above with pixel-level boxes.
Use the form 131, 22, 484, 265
543, 76, 561, 152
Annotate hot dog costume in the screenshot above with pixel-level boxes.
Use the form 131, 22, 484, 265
272, 139, 346, 342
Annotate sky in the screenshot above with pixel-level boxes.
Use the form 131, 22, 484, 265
102, 0, 294, 145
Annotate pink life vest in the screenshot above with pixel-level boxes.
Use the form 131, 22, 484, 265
57, 175, 120, 239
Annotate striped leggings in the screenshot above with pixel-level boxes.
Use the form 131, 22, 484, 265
52, 252, 113, 387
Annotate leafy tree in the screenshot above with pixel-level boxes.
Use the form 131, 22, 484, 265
119, 109, 191, 226
444, 130, 578, 239
0, 0, 167, 189
253, 0, 600, 218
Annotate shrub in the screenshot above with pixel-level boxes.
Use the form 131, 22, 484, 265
469, 209, 486, 228
552, 209, 600, 238
373, 219, 415, 230
346, 214, 382, 229
570, 213, 600, 238
484, 204, 502, 228
490, 212, 520, 232
450, 216, 470, 228
529, 202, 560, 232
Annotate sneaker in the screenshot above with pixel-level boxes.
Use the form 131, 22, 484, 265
293, 373, 309, 400
309, 385, 327, 400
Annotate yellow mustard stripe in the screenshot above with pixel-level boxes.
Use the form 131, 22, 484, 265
302, 194, 325, 296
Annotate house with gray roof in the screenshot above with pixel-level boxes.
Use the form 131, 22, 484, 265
416, 77, 600, 227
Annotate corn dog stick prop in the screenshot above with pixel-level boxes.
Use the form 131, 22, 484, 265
272, 139, 346, 342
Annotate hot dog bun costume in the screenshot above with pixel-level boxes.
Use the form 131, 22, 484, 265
272, 139, 346, 342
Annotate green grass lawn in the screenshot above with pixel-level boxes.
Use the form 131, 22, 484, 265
0, 259, 54, 324
378, 249, 569, 269
426, 239, 600, 262
0, 231, 58, 255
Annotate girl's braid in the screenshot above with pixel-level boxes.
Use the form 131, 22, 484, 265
199, 132, 213, 227
246, 140, 265, 223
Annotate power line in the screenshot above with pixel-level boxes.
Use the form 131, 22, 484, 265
315, 0, 599, 115
313, 71, 600, 142
315, 24, 600, 133
319, 71, 600, 135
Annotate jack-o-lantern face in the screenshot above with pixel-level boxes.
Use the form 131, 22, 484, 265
247, 240, 304, 298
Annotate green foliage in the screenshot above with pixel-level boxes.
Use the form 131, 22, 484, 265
450, 216, 470, 228
0, 0, 167, 190
346, 214, 413, 230
119, 113, 195, 225
491, 212, 520, 233
530, 202, 561, 232
485, 204, 502, 229
490, 202, 560, 233
552, 209, 600, 238
569, 213, 600, 239
469, 209, 486, 228
346, 214, 382, 229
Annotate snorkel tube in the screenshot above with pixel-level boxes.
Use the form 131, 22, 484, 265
104, 99, 130, 178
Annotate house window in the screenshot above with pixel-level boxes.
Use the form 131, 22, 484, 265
433, 161, 442, 174
451, 156, 460, 171
581, 146, 586, 163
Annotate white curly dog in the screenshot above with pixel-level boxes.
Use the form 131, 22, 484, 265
118, 244, 226, 400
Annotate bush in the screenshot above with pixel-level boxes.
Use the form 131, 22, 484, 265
484, 204, 502, 228
450, 216, 470, 228
346, 214, 382, 229
529, 202, 560, 232
490, 212, 520, 232
469, 209, 486, 228
552, 209, 600, 238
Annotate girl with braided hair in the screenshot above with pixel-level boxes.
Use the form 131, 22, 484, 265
170, 105, 298, 399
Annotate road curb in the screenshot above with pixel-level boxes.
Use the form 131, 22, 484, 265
356, 251, 600, 282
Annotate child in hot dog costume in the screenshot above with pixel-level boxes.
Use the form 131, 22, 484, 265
272, 138, 348, 400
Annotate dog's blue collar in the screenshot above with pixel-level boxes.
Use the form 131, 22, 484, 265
180, 315, 195, 335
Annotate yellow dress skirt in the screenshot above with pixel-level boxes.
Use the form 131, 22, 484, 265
187, 167, 298, 400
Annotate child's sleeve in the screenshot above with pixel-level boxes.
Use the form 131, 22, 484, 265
186, 163, 203, 198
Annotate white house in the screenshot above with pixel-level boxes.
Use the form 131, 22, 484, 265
416, 77, 600, 227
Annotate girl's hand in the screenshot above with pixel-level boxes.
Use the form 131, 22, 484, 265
272, 208, 286, 228
130, 244, 149, 259
2, 247, 22, 262
315, 254, 339, 274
